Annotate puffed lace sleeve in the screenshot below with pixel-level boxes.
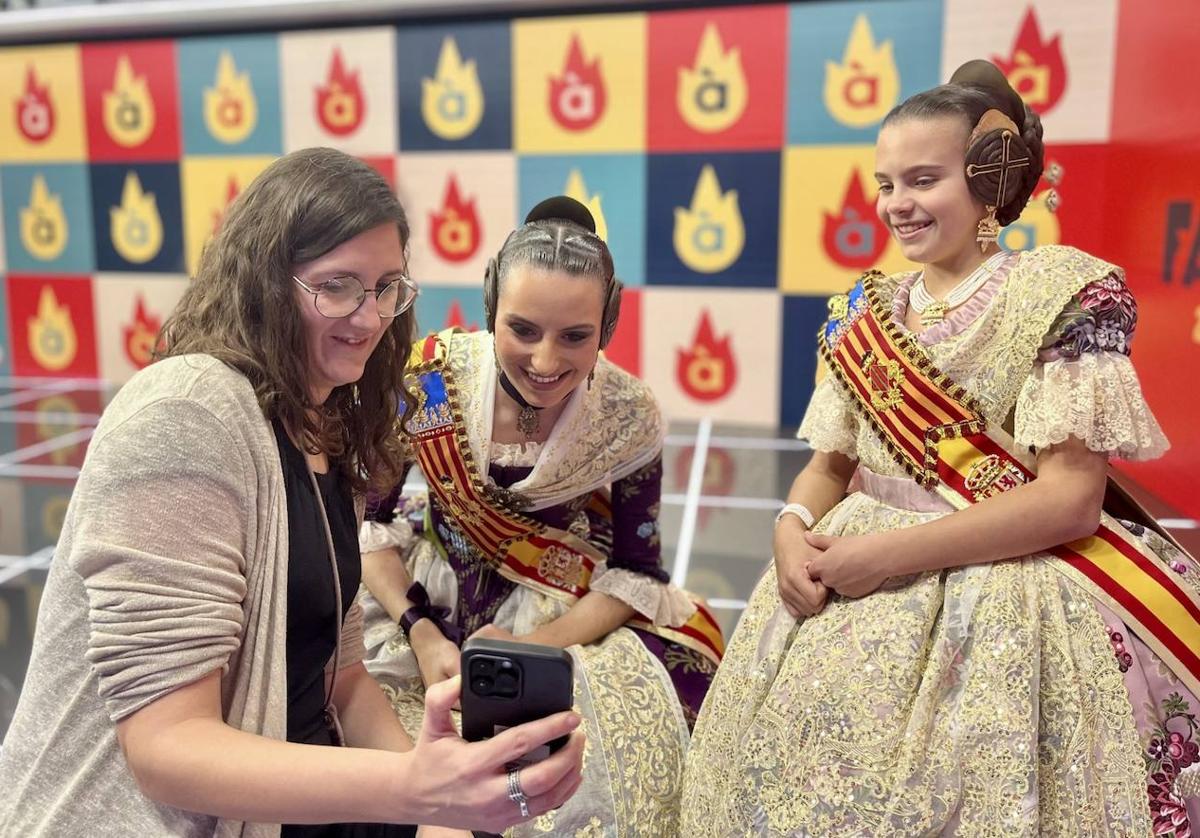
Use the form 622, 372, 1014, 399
797, 372, 860, 458
1014, 273, 1168, 460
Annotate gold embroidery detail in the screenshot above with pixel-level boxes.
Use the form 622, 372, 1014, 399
537, 545, 584, 590
860, 348, 905, 412
963, 453, 1027, 500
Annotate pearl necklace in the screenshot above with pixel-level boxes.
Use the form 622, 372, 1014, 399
909, 251, 1009, 327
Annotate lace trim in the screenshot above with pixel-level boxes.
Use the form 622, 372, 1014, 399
591, 566, 697, 627
359, 518, 415, 554
489, 439, 543, 468
1014, 352, 1170, 460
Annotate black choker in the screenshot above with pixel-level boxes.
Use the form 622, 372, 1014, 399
497, 370, 541, 438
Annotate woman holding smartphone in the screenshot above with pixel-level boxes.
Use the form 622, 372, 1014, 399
0, 149, 583, 838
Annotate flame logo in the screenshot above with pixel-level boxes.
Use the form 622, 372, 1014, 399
422, 37, 485, 140
204, 51, 257, 144
549, 34, 606, 131
103, 55, 156, 147
678, 22, 748, 134
42, 496, 70, 539
677, 310, 736, 401
316, 48, 366, 136
674, 165, 744, 273
822, 169, 887, 268
444, 299, 480, 332
429, 175, 481, 262
563, 169, 608, 241
110, 171, 164, 264
28, 286, 77, 371
212, 177, 240, 237
993, 8, 1068, 115
998, 188, 1061, 251
20, 175, 68, 262
123, 295, 162, 369
16, 65, 55, 143
824, 15, 899, 128
35, 394, 80, 465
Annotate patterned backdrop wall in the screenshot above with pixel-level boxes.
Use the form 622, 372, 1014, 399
0, 0, 1197, 514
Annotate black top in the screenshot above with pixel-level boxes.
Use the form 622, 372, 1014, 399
274, 422, 416, 838
274, 419, 361, 748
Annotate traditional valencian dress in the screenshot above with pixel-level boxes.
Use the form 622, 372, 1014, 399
682, 246, 1199, 836
359, 328, 724, 836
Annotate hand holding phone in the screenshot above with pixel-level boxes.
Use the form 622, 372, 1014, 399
460, 637, 575, 767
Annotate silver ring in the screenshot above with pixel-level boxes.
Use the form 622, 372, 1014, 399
507, 767, 530, 818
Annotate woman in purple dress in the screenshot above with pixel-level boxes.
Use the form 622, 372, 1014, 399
358, 197, 723, 837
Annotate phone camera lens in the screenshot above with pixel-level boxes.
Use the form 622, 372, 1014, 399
472, 676, 493, 695
495, 671, 518, 697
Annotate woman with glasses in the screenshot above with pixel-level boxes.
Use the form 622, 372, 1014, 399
356, 196, 725, 837
0, 148, 584, 838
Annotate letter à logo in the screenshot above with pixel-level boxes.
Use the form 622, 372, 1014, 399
20, 175, 68, 261
204, 51, 258, 144
1163, 201, 1200, 286
673, 165, 744, 273
992, 7, 1068, 115
429, 175, 482, 263
549, 34, 606, 131
110, 171, 164, 264
28, 286, 78, 372
316, 48, 366, 136
123, 296, 162, 369
822, 169, 888, 268
676, 310, 736, 401
103, 55, 156, 147
677, 22, 748, 134
17, 65, 55, 143
824, 15, 899, 128
422, 36, 485, 140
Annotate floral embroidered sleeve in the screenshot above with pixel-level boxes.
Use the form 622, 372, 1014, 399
1014, 273, 1169, 460
592, 456, 697, 627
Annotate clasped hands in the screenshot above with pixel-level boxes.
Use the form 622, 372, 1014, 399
774, 520, 893, 618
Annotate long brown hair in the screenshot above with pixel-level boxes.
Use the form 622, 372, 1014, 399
158, 147, 415, 493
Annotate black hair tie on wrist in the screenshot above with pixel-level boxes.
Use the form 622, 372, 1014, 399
398, 581, 463, 646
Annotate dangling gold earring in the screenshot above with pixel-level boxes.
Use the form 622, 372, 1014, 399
976, 206, 1000, 253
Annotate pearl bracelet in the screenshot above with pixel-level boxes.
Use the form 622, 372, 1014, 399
775, 503, 815, 529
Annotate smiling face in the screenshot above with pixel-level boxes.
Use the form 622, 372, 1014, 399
493, 264, 606, 408
874, 115, 991, 271
293, 222, 407, 404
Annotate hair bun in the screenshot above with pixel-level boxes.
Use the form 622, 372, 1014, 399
524, 195, 597, 233
949, 59, 1026, 130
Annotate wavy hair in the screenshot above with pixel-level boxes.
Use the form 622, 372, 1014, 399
157, 148, 416, 493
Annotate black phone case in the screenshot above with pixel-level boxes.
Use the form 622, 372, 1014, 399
460, 637, 574, 758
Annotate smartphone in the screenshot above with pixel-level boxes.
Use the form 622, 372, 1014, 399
460, 637, 575, 766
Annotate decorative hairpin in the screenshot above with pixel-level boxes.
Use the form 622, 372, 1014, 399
1042, 160, 1064, 213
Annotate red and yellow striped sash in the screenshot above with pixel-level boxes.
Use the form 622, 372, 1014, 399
406, 331, 725, 663
823, 277, 1200, 696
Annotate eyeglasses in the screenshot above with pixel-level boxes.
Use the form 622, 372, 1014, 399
292, 274, 419, 319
